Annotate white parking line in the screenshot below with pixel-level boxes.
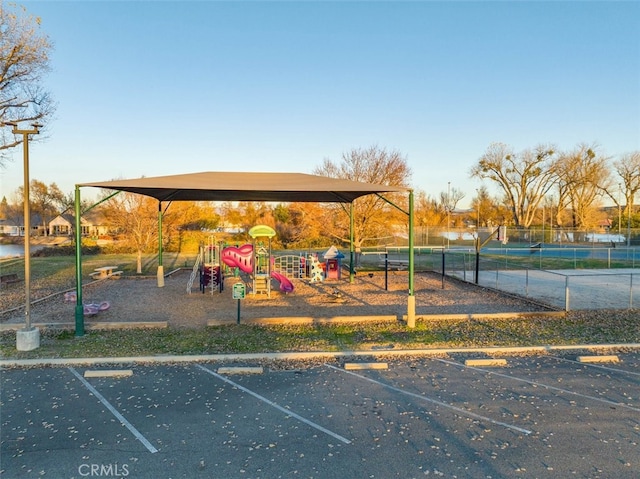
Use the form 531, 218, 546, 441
551, 356, 640, 377
326, 364, 532, 435
196, 364, 351, 444
68, 368, 158, 454
436, 358, 640, 413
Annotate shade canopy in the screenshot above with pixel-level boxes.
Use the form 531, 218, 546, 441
79, 171, 408, 203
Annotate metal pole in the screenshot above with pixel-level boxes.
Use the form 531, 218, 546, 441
627, 200, 631, 248
447, 181, 450, 249
618, 184, 622, 238
3, 122, 41, 350
349, 202, 355, 283
407, 190, 416, 328
22, 130, 32, 330
157, 202, 165, 287
384, 252, 388, 291
74, 185, 85, 336
565, 275, 570, 312
475, 237, 480, 284
441, 250, 445, 289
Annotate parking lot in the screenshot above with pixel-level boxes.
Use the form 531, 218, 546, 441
1, 351, 639, 478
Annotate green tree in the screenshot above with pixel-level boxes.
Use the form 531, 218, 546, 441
0, 1, 56, 166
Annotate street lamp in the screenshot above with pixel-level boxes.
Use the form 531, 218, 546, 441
3, 121, 41, 351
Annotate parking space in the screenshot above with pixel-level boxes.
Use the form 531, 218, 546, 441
1, 352, 639, 478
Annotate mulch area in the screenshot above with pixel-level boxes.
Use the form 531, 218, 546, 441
0, 270, 553, 329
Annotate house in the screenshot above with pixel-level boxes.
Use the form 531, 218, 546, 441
0, 219, 21, 236
48, 210, 110, 237
0, 215, 46, 236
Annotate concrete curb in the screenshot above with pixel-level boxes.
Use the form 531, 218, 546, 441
1, 311, 564, 332
2, 343, 639, 368
0, 321, 168, 331
208, 311, 565, 326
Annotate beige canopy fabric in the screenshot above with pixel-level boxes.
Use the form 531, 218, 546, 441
80, 171, 408, 203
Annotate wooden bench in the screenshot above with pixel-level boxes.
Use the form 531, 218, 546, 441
0, 273, 22, 286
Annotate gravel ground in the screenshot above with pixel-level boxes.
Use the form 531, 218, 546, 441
0, 269, 553, 328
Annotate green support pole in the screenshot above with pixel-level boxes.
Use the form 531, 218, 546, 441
407, 190, 416, 328
157, 201, 164, 287
349, 202, 355, 284
74, 185, 85, 336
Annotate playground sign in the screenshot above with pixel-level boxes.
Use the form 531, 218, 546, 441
232, 282, 246, 300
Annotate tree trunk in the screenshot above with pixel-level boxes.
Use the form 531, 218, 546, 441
137, 250, 142, 274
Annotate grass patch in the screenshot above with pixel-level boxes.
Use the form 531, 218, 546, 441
1, 312, 638, 360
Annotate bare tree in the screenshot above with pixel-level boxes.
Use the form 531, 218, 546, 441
0, 1, 56, 165
555, 144, 611, 228
470, 142, 558, 228
313, 145, 412, 251
439, 185, 465, 226
612, 151, 640, 216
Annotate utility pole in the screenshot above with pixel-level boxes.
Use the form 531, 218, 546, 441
3, 121, 41, 351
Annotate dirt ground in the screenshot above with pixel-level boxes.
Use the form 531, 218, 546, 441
0, 269, 553, 329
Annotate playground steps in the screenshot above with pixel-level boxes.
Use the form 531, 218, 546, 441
253, 275, 270, 295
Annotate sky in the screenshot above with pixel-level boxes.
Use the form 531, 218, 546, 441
1, 0, 639, 208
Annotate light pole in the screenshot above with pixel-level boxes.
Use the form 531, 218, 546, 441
447, 181, 451, 249
4, 121, 41, 351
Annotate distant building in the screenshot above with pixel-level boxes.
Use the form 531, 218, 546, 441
48, 210, 110, 237
0, 215, 46, 236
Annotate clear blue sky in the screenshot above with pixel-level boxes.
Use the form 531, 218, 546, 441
1, 0, 639, 208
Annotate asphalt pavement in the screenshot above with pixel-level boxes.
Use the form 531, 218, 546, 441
2, 347, 639, 479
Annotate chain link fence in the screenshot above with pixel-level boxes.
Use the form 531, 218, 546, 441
357, 244, 639, 311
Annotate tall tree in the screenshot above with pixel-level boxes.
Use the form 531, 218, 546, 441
102, 192, 158, 274
470, 142, 558, 228
313, 145, 412, 250
273, 202, 326, 249
0, 1, 56, 166
472, 185, 498, 228
439, 184, 465, 227
414, 190, 445, 228
27, 180, 65, 234
555, 144, 611, 228
612, 151, 640, 216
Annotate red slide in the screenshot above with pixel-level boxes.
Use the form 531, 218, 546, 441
271, 271, 294, 293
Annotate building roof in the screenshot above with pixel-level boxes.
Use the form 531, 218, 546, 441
79, 171, 408, 203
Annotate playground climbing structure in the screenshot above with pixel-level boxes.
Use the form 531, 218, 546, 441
187, 236, 223, 294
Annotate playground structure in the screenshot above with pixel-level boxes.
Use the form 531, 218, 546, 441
187, 226, 347, 297
222, 225, 295, 297
187, 236, 223, 294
